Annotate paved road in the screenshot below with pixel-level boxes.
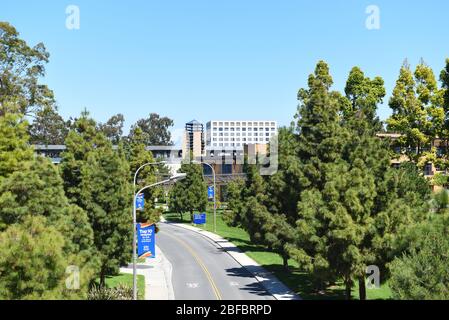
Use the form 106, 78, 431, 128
157, 223, 275, 300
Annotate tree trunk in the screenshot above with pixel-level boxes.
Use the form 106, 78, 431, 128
190, 211, 193, 222
282, 254, 289, 271
179, 212, 183, 221
358, 276, 367, 300
345, 279, 352, 300
99, 269, 106, 288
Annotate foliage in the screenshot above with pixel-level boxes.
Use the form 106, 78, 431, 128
98, 113, 125, 144
125, 126, 161, 224
61, 112, 132, 286
389, 214, 449, 299
88, 284, 133, 300
0, 112, 33, 178
128, 113, 174, 146
0, 216, 67, 300
168, 161, 207, 220
29, 106, 69, 145
0, 22, 55, 116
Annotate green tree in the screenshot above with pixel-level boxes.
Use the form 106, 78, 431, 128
0, 22, 55, 116
128, 113, 174, 146
344, 66, 386, 132
60, 110, 109, 205
387, 60, 441, 160
126, 126, 161, 224
289, 61, 350, 290
61, 112, 132, 286
169, 161, 207, 221
29, 106, 69, 145
227, 162, 295, 270
389, 214, 449, 299
98, 113, 125, 145
0, 112, 98, 297
0, 112, 33, 179
0, 216, 67, 300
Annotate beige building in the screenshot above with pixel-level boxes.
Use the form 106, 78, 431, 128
182, 120, 205, 159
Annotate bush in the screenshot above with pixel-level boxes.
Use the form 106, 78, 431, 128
389, 215, 449, 300
88, 284, 133, 300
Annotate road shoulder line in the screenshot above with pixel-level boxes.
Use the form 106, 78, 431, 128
160, 218, 301, 300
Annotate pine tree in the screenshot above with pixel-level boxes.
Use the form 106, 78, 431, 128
169, 161, 207, 221
61, 112, 132, 286
386, 60, 441, 160
0, 112, 33, 179
290, 61, 350, 289
126, 127, 160, 224
0, 216, 67, 300
0, 114, 97, 297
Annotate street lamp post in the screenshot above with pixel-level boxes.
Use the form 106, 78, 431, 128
132, 161, 183, 300
193, 160, 216, 233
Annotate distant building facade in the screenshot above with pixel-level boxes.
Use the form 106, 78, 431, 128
182, 120, 205, 159
205, 120, 277, 149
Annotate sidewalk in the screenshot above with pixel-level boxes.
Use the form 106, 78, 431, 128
120, 245, 175, 300
160, 217, 301, 300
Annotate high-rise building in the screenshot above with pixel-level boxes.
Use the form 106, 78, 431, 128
205, 120, 277, 149
183, 120, 205, 158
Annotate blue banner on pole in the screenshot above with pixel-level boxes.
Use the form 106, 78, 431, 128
207, 186, 214, 199
193, 213, 206, 225
137, 223, 155, 259
136, 193, 144, 211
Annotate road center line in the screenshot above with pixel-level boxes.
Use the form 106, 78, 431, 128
160, 230, 223, 300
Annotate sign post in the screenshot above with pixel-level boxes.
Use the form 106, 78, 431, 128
136, 223, 156, 259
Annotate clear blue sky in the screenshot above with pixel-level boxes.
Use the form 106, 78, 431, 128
2, 0, 449, 142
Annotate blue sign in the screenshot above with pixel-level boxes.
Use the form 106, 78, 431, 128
136, 193, 144, 211
137, 223, 155, 259
193, 213, 206, 225
207, 186, 214, 199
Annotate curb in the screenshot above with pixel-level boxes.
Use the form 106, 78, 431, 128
120, 244, 175, 300
160, 217, 301, 300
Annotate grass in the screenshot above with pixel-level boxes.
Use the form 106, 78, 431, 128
163, 209, 393, 300
96, 273, 146, 300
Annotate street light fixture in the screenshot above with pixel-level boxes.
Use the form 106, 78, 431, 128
192, 160, 217, 234
132, 160, 185, 300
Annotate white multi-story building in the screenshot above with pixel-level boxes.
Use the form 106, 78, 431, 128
205, 120, 277, 149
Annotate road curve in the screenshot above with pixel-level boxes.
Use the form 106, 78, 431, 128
157, 223, 274, 300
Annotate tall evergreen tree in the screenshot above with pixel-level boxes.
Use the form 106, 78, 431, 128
0, 112, 33, 179
126, 126, 161, 224
169, 161, 207, 221
61, 112, 132, 286
387, 60, 441, 160
0, 216, 67, 300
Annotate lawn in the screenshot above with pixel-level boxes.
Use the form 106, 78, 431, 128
96, 273, 145, 300
163, 210, 392, 300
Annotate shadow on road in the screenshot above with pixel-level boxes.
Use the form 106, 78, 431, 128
225, 267, 273, 297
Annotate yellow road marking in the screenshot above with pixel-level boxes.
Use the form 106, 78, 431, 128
161, 230, 223, 300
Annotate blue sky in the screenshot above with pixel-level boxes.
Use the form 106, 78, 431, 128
2, 0, 449, 143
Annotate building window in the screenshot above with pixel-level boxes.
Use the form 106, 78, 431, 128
222, 164, 232, 174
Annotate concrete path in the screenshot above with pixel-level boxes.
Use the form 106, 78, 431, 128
120, 245, 175, 300
160, 217, 300, 300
